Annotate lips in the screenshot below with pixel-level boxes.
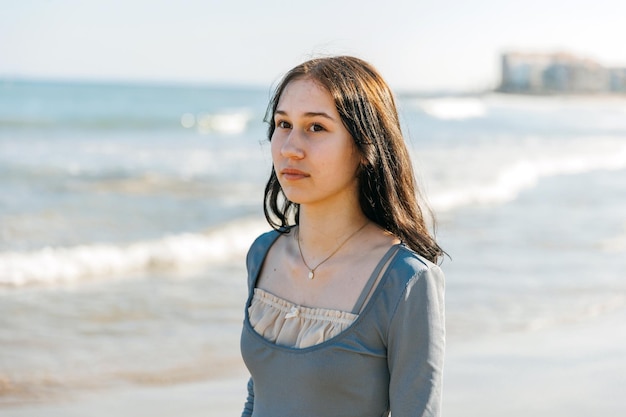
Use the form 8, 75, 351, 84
280, 167, 309, 180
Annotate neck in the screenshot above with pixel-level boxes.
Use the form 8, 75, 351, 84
297, 205, 369, 254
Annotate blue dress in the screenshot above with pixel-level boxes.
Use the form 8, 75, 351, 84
240, 230, 445, 417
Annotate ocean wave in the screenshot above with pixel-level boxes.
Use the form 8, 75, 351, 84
600, 231, 626, 252
0, 218, 268, 287
182, 109, 252, 135
520, 293, 626, 333
0, 116, 179, 130
0, 108, 255, 134
413, 97, 487, 120
429, 142, 626, 211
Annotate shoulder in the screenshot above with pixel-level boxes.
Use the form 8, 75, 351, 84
392, 245, 443, 280
246, 229, 283, 265
248, 229, 282, 252
245, 228, 290, 287
383, 244, 445, 300
364, 245, 445, 344
382, 246, 445, 336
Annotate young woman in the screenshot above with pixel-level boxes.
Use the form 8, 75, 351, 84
240, 56, 445, 417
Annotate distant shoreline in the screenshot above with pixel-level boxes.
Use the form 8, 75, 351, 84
4, 76, 626, 100
400, 89, 626, 99
494, 88, 626, 97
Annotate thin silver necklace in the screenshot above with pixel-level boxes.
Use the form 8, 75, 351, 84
296, 222, 369, 280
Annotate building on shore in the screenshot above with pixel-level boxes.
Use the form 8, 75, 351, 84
498, 52, 626, 94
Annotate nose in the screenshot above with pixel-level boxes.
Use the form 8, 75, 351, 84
280, 129, 304, 159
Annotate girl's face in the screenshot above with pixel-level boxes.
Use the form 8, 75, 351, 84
271, 78, 361, 209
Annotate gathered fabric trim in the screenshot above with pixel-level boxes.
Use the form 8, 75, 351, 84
248, 288, 357, 349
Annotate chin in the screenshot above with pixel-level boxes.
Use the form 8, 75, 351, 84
279, 186, 305, 203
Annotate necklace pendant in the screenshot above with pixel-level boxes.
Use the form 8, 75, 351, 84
308, 270, 314, 280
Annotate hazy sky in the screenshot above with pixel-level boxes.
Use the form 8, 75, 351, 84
2, 0, 625, 91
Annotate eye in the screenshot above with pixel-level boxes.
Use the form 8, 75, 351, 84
308, 123, 325, 132
276, 120, 291, 129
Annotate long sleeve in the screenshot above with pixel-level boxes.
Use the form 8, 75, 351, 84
241, 377, 254, 417
387, 265, 445, 417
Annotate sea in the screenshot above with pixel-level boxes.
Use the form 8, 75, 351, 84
1, 79, 625, 405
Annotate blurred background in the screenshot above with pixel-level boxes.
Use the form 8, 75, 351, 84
1, 1, 625, 416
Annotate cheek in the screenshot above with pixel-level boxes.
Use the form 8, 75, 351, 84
347, 146, 363, 176
270, 135, 282, 161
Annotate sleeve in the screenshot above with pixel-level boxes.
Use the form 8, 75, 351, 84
387, 265, 445, 417
241, 377, 254, 417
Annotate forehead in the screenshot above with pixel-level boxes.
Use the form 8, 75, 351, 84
276, 78, 335, 112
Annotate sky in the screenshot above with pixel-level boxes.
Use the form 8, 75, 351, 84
1, 0, 625, 92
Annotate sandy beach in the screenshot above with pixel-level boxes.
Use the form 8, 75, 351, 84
3, 306, 624, 417
3, 82, 626, 417
443, 307, 626, 417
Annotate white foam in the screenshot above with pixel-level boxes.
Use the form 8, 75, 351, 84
0, 218, 268, 287
192, 109, 252, 135
415, 97, 487, 120
600, 231, 626, 252
429, 143, 626, 211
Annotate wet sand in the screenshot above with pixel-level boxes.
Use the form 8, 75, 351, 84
2, 308, 625, 417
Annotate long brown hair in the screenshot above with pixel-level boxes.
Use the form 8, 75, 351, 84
263, 56, 444, 263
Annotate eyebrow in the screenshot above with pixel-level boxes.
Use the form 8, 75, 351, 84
275, 110, 337, 122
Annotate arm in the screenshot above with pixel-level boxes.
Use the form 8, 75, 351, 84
241, 377, 254, 417
387, 265, 445, 417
